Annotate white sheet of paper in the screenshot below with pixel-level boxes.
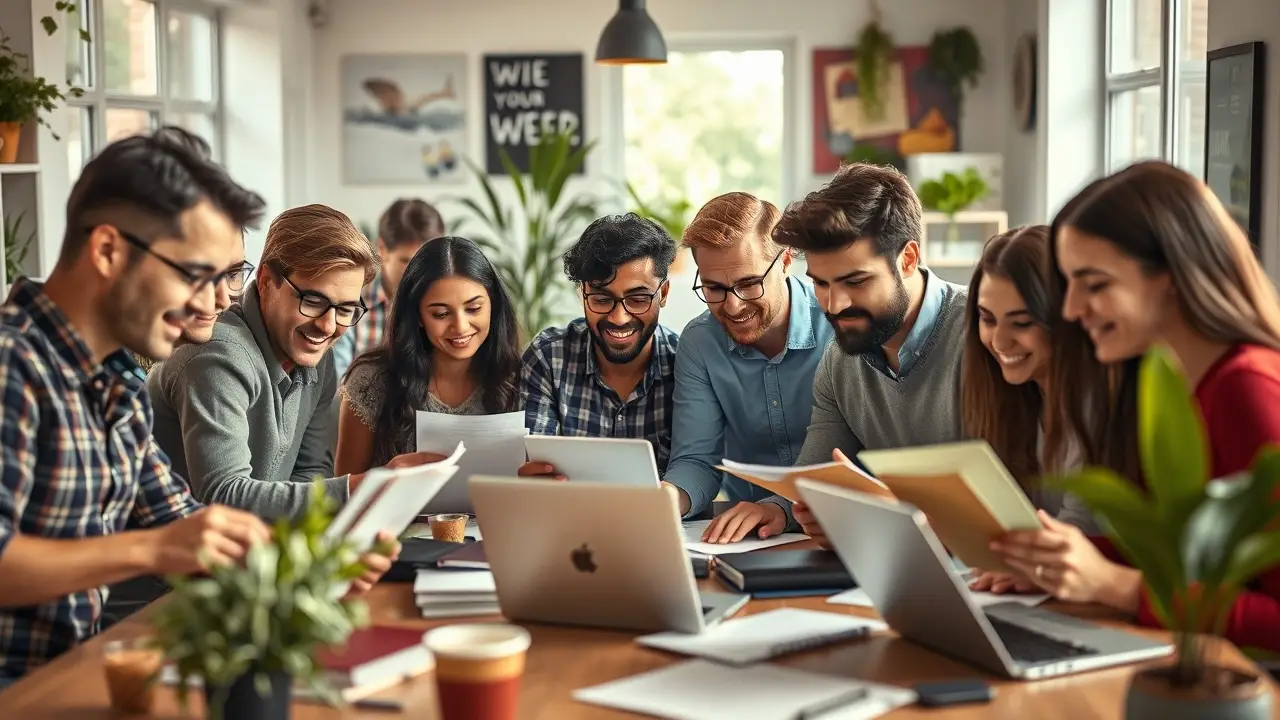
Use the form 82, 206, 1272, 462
413, 568, 497, 594
719, 459, 885, 488
828, 586, 1050, 609
573, 658, 917, 720
415, 411, 529, 476
637, 607, 886, 666
679, 519, 808, 555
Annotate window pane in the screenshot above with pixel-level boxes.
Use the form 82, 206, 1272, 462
167, 11, 215, 101
1109, 0, 1163, 74
64, 2, 92, 88
169, 112, 218, 157
66, 107, 94, 181
1174, 0, 1209, 177
1109, 85, 1162, 170
1180, 0, 1209, 62
105, 107, 158, 142
103, 0, 158, 95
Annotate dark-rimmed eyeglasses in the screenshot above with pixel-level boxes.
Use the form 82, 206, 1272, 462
692, 251, 785, 304
279, 274, 367, 327
105, 226, 254, 294
583, 289, 661, 316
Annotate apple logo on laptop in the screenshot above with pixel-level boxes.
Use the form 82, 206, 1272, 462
571, 543, 597, 573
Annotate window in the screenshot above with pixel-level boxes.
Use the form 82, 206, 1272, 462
621, 46, 788, 332
64, 0, 221, 176
1104, 0, 1209, 177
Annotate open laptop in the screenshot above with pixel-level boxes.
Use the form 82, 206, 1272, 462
796, 480, 1173, 679
522, 436, 661, 486
469, 476, 748, 633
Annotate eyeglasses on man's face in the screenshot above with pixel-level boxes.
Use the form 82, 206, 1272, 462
583, 289, 661, 316
106, 226, 256, 295
692, 250, 785, 304
279, 273, 367, 327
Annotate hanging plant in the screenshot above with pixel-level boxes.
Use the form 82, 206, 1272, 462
855, 20, 895, 120
928, 27, 984, 106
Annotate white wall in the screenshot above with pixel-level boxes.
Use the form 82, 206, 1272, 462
1209, 0, 1280, 279
1001, 0, 1043, 227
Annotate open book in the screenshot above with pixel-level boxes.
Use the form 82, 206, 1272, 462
716, 458, 892, 503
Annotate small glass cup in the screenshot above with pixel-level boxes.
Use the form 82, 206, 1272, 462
102, 638, 163, 714
430, 513, 469, 543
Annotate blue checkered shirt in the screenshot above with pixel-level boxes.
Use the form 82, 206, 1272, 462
0, 279, 200, 679
521, 318, 679, 475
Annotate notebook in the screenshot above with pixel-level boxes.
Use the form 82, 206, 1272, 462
437, 541, 488, 569
715, 549, 855, 594
857, 440, 1042, 572
573, 658, 917, 720
314, 625, 434, 693
636, 607, 884, 667
717, 459, 891, 503
412, 568, 496, 594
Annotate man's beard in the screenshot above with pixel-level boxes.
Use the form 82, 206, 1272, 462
592, 317, 659, 365
826, 281, 910, 356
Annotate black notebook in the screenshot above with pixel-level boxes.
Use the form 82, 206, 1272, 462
715, 549, 855, 593
381, 538, 469, 583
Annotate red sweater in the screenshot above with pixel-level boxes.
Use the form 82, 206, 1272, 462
1093, 344, 1280, 653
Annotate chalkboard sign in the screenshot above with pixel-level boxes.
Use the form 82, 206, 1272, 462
484, 53, 585, 175
1204, 42, 1266, 250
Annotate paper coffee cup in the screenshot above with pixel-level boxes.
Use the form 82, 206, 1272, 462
430, 514, 468, 543
424, 623, 531, 720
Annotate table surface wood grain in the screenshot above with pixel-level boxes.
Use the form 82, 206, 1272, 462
2, 547, 1277, 719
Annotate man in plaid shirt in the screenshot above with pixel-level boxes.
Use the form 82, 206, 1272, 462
331, 198, 444, 378
519, 214, 680, 478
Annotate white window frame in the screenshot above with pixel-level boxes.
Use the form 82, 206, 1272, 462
1103, 0, 1207, 172
65, 0, 223, 169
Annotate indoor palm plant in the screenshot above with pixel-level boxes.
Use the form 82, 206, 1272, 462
150, 482, 373, 720
625, 181, 692, 272
453, 129, 599, 340
1055, 346, 1280, 719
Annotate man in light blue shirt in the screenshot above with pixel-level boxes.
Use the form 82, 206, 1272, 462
661, 193, 834, 543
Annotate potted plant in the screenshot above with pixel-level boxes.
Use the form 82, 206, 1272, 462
927, 27, 984, 109
3, 210, 35, 289
150, 482, 374, 720
916, 167, 988, 251
0, 12, 87, 161
853, 12, 894, 121
453, 129, 599, 340
1055, 346, 1280, 720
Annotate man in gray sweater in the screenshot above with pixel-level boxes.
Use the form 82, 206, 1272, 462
768, 163, 968, 541
149, 204, 429, 521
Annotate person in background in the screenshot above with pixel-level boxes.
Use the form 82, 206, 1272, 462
959, 226, 1099, 594
148, 204, 433, 521
332, 198, 445, 377
0, 127, 275, 685
662, 192, 834, 543
520, 213, 679, 479
335, 236, 523, 475
772, 163, 969, 546
989, 160, 1280, 655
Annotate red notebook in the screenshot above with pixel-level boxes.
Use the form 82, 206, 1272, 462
316, 626, 434, 693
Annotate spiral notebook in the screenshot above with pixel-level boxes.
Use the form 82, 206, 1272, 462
635, 608, 885, 667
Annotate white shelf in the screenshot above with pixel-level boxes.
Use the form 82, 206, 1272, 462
0, 164, 40, 176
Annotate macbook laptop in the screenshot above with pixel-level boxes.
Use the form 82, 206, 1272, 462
796, 480, 1173, 679
469, 476, 748, 633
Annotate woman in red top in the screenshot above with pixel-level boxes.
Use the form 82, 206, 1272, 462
989, 160, 1280, 655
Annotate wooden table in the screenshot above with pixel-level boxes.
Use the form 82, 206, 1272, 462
1, 567, 1276, 719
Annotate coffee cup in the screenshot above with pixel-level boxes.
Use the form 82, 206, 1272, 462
102, 638, 163, 714
430, 514, 468, 543
424, 623, 531, 720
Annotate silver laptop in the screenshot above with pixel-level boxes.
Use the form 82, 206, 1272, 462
796, 480, 1173, 679
469, 476, 748, 633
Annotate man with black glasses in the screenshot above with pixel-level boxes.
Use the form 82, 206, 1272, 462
519, 213, 680, 479
661, 193, 834, 542
149, 204, 431, 521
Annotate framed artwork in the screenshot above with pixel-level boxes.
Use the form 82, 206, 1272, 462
341, 53, 468, 185
483, 53, 585, 175
1204, 41, 1266, 250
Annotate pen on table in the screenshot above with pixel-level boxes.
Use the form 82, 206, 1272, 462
791, 686, 870, 719
352, 697, 404, 711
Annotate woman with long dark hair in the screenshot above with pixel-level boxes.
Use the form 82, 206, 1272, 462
335, 235, 522, 474
990, 160, 1280, 653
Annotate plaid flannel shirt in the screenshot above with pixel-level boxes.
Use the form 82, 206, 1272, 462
0, 279, 200, 679
521, 318, 679, 475
332, 276, 389, 378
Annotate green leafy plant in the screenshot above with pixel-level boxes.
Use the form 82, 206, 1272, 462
453, 129, 599, 340
843, 143, 901, 169
854, 19, 895, 121
3, 211, 34, 283
150, 481, 373, 719
1054, 346, 1280, 688
928, 27, 985, 105
624, 182, 692, 243
0, 8, 88, 137
918, 167, 989, 247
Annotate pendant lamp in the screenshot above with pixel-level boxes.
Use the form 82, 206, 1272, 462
595, 0, 667, 65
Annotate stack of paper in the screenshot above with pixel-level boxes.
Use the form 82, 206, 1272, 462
413, 568, 501, 619
415, 410, 529, 512
680, 519, 808, 556
637, 608, 886, 666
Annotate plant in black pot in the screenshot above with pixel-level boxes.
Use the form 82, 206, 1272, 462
150, 482, 372, 720
1055, 346, 1280, 720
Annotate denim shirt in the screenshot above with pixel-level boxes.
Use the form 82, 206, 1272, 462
861, 268, 946, 380
665, 276, 835, 517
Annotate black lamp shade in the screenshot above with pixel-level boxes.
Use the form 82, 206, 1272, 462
595, 0, 667, 65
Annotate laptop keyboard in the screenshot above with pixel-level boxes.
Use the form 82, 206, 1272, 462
986, 616, 1098, 663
